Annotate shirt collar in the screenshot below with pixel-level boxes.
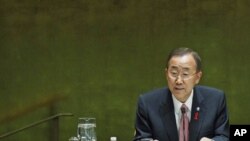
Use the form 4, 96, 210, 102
172, 89, 193, 114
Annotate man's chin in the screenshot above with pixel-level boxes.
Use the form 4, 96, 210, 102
173, 89, 185, 94
173, 91, 185, 98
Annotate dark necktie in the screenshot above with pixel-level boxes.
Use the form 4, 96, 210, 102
179, 104, 189, 141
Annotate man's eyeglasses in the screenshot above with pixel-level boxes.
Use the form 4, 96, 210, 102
167, 69, 197, 80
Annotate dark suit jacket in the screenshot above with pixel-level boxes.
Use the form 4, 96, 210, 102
134, 85, 229, 141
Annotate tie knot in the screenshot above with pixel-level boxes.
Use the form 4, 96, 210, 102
181, 104, 188, 114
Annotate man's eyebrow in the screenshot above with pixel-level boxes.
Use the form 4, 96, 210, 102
169, 65, 191, 70
169, 65, 178, 68
169, 67, 193, 73
182, 67, 191, 71
169, 66, 179, 70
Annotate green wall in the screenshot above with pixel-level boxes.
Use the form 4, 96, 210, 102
1, 0, 250, 141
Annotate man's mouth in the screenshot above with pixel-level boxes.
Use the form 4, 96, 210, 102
174, 87, 184, 90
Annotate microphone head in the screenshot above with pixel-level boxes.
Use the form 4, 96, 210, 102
181, 107, 186, 114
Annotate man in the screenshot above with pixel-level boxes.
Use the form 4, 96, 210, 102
133, 48, 229, 141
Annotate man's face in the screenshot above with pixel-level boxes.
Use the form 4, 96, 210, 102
165, 54, 202, 102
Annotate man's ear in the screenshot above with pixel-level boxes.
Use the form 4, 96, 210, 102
195, 71, 202, 84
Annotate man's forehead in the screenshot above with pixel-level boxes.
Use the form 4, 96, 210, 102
168, 55, 197, 70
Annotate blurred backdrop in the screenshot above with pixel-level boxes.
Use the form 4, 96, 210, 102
0, 0, 250, 141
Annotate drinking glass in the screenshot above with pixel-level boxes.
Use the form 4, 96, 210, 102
69, 136, 79, 141
140, 138, 153, 141
77, 117, 97, 141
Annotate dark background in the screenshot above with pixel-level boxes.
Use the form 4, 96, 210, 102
0, 0, 250, 141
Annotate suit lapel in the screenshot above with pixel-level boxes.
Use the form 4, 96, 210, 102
159, 90, 178, 141
189, 87, 207, 141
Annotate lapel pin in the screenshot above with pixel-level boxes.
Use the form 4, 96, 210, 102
194, 107, 200, 120
196, 107, 200, 111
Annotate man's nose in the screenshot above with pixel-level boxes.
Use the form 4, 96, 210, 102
175, 75, 183, 84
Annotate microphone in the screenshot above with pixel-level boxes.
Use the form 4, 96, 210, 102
181, 106, 186, 114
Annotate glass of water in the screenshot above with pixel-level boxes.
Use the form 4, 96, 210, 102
140, 138, 154, 141
77, 117, 97, 141
69, 136, 79, 141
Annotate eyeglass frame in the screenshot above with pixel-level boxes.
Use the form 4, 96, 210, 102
166, 67, 199, 81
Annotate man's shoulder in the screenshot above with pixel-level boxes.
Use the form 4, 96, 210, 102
195, 85, 225, 97
138, 87, 170, 106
